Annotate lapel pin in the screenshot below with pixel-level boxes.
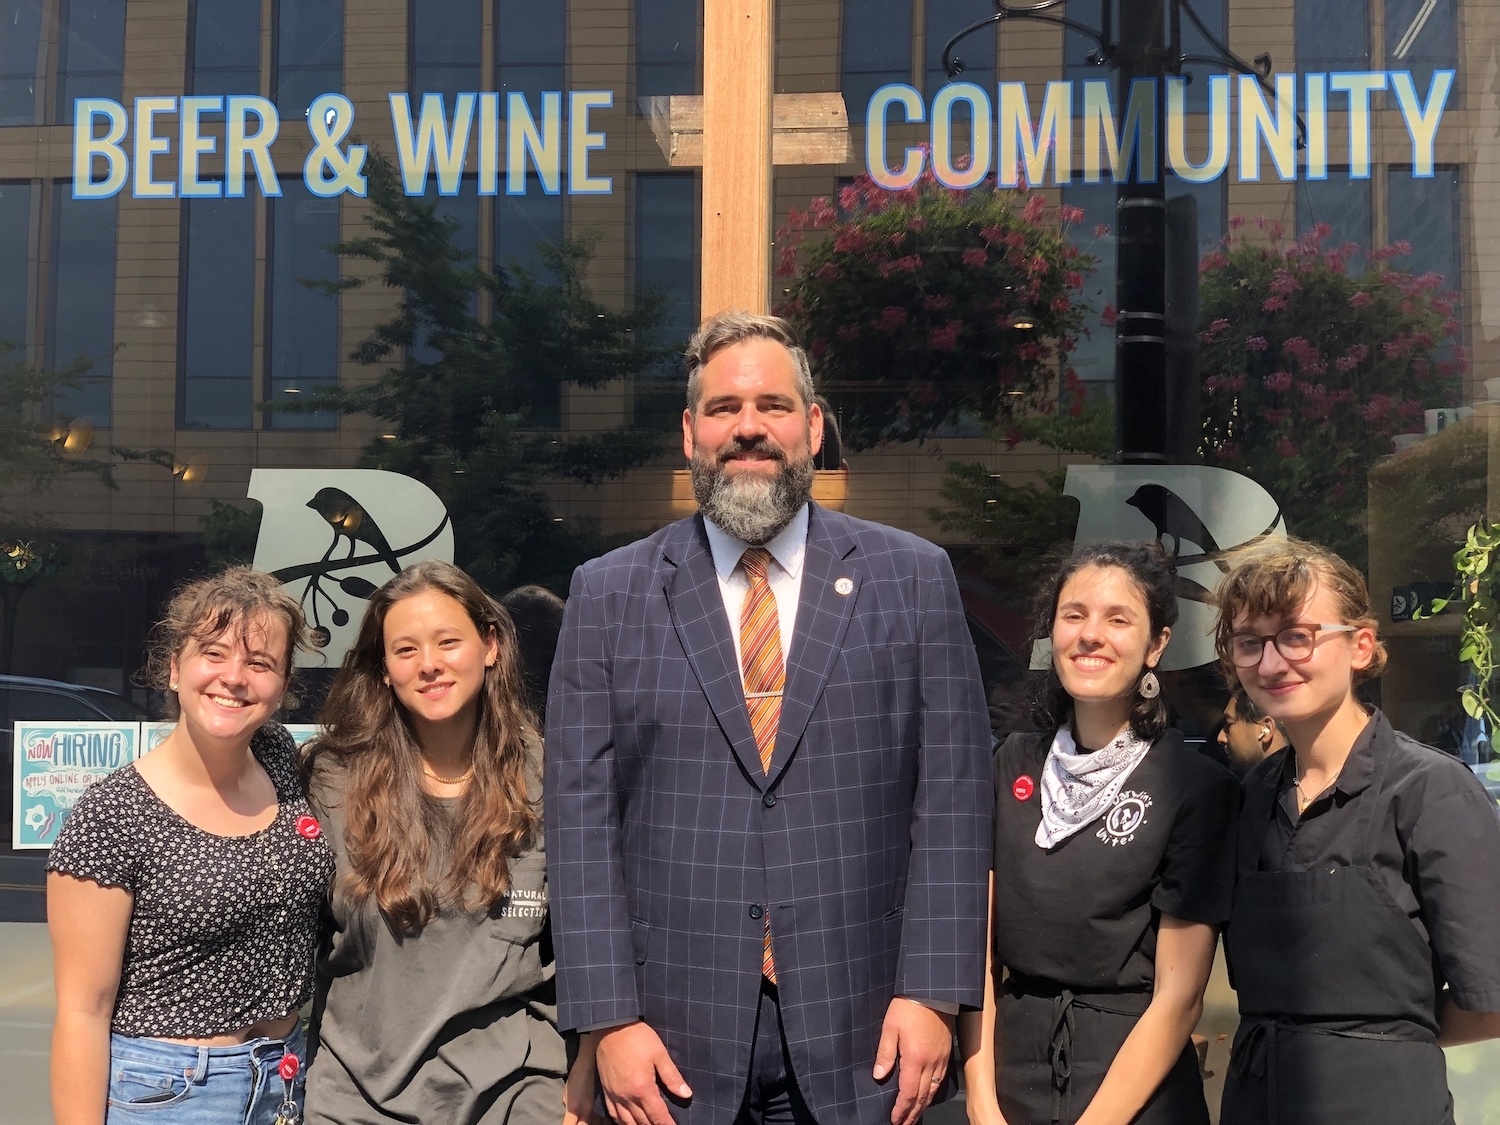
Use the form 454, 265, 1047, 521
834, 577, 854, 596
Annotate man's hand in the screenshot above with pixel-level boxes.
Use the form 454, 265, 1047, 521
592, 1021, 693, 1125
872, 998, 955, 1125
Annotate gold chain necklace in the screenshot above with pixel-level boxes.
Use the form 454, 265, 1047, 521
420, 760, 474, 786
1293, 760, 1342, 813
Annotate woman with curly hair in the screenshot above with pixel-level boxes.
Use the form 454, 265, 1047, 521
959, 541, 1238, 1125
48, 566, 331, 1125
302, 561, 591, 1125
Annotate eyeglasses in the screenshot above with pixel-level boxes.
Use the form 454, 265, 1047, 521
1221, 623, 1359, 668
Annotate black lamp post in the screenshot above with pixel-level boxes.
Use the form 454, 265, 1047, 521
942, 0, 1288, 465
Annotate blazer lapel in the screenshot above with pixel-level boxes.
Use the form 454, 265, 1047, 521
662, 517, 766, 786
772, 507, 859, 780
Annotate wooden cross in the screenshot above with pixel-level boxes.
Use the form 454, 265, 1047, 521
644, 1, 850, 318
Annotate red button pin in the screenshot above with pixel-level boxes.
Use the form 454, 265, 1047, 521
296, 815, 322, 840
1012, 775, 1035, 801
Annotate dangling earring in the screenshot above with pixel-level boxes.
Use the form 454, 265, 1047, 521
1138, 669, 1160, 699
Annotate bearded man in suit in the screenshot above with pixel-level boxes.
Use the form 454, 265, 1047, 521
546, 310, 993, 1125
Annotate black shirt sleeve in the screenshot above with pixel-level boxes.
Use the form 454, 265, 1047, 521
1151, 767, 1240, 926
1408, 766, 1500, 1012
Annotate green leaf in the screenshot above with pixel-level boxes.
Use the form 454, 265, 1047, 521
1462, 687, 1484, 719
1459, 643, 1478, 663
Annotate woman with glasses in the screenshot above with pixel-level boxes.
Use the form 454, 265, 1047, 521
1215, 538, 1500, 1125
960, 542, 1238, 1125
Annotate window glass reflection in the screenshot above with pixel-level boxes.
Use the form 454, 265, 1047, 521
191, 0, 261, 97
1294, 0, 1368, 74
495, 180, 564, 279
842, 0, 912, 110
1297, 174, 1371, 274
269, 182, 339, 430
637, 0, 698, 99
1384, 0, 1457, 91
924, 0, 994, 97
635, 172, 697, 424
48, 185, 116, 422
181, 196, 255, 428
497, 0, 565, 102
0, 0, 43, 125
276, 0, 343, 120
411, 0, 481, 103
0, 181, 31, 347
1065, 0, 1226, 111
1388, 166, 1461, 290
57, 0, 126, 124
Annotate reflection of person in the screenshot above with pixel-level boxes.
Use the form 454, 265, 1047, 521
500, 583, 567, 721
1215, 539, 1500, 1125
1218, 689, 1288, 775
302, 561, 587, 1125
960, 542, 1238, 1125
546, 311, 993, 1125
47, 567, 333, 1125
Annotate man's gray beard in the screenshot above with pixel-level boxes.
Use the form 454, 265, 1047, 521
690, 452, 815, 545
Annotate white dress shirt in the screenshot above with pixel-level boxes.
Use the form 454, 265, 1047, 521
701, 505, 809, 674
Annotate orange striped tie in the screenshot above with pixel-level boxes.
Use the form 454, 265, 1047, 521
740, 548, 783, 983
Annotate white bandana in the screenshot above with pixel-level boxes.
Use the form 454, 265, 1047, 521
1035, 724, 1154, 849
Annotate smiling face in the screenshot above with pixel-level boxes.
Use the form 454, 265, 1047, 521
382, 588, 498, 739
683, 337, 823, 544
169, 612, 289, 744
1231, 579, 1374, 728
1051, 564, 1170, 707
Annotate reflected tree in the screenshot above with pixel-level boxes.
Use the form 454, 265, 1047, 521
274, 153, 673, 592
774, 170, 1096, 450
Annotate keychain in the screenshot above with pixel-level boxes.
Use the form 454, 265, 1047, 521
273, 1052, 301, 1125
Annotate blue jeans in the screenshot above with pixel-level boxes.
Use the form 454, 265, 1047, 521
105, 1024, 306, 1125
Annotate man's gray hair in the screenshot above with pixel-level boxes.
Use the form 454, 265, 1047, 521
684, 310, 816, 412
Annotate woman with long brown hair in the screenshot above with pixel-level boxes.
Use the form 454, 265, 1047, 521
301, 561, 591, 1125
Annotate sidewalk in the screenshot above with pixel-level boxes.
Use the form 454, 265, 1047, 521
0, 923, 53, 1125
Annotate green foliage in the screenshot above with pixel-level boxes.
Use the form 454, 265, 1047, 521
775, 172, 1096, 449
0, 343, 122, 502
1198, 222, 1463, 564
201, 500, 263, 569
278, 153, 673, 591
1414, 520, 1500, 731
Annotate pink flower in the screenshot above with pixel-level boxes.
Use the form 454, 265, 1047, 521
928, 320, 963, 351
1264, 371, 1293, 393
1349, 292, 1371, 308
838, 184, 860, 213
1058, 204, 1085, 224
296, 815, 322, 841
876, 307, 908, 334
1261, 296, 1287, 313
920, 294, 954, 313
1244, 336, 1269, 351
775, 246, 798, 278
815, 263, 842, 282
1022, 194, 1047, 223
980, 225, 1003, 244
1100, 305, 1118, 328
833, 228, 871, 254
962, 247, 987, 269
1050, 295, 1071, 314
1093, 223, 1111, 238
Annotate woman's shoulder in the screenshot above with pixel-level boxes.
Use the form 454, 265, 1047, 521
993, 728, 1050, 773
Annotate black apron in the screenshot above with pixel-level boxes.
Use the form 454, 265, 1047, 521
997, 974, 1209, 1125
1221, 738, 1453, 1125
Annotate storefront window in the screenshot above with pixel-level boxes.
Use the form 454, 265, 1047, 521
5, 0, 1500, 1106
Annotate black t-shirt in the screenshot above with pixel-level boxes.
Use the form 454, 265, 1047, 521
992, 728, 1239, 992
1244, 709, 1500, 1013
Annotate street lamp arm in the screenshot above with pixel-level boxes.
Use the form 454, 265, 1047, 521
942, 7, 1113, 80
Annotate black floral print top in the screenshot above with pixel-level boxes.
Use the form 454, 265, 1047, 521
47, 722, 335, 1038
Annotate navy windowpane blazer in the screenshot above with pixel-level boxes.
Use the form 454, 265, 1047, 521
544, 504, 994, 1125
